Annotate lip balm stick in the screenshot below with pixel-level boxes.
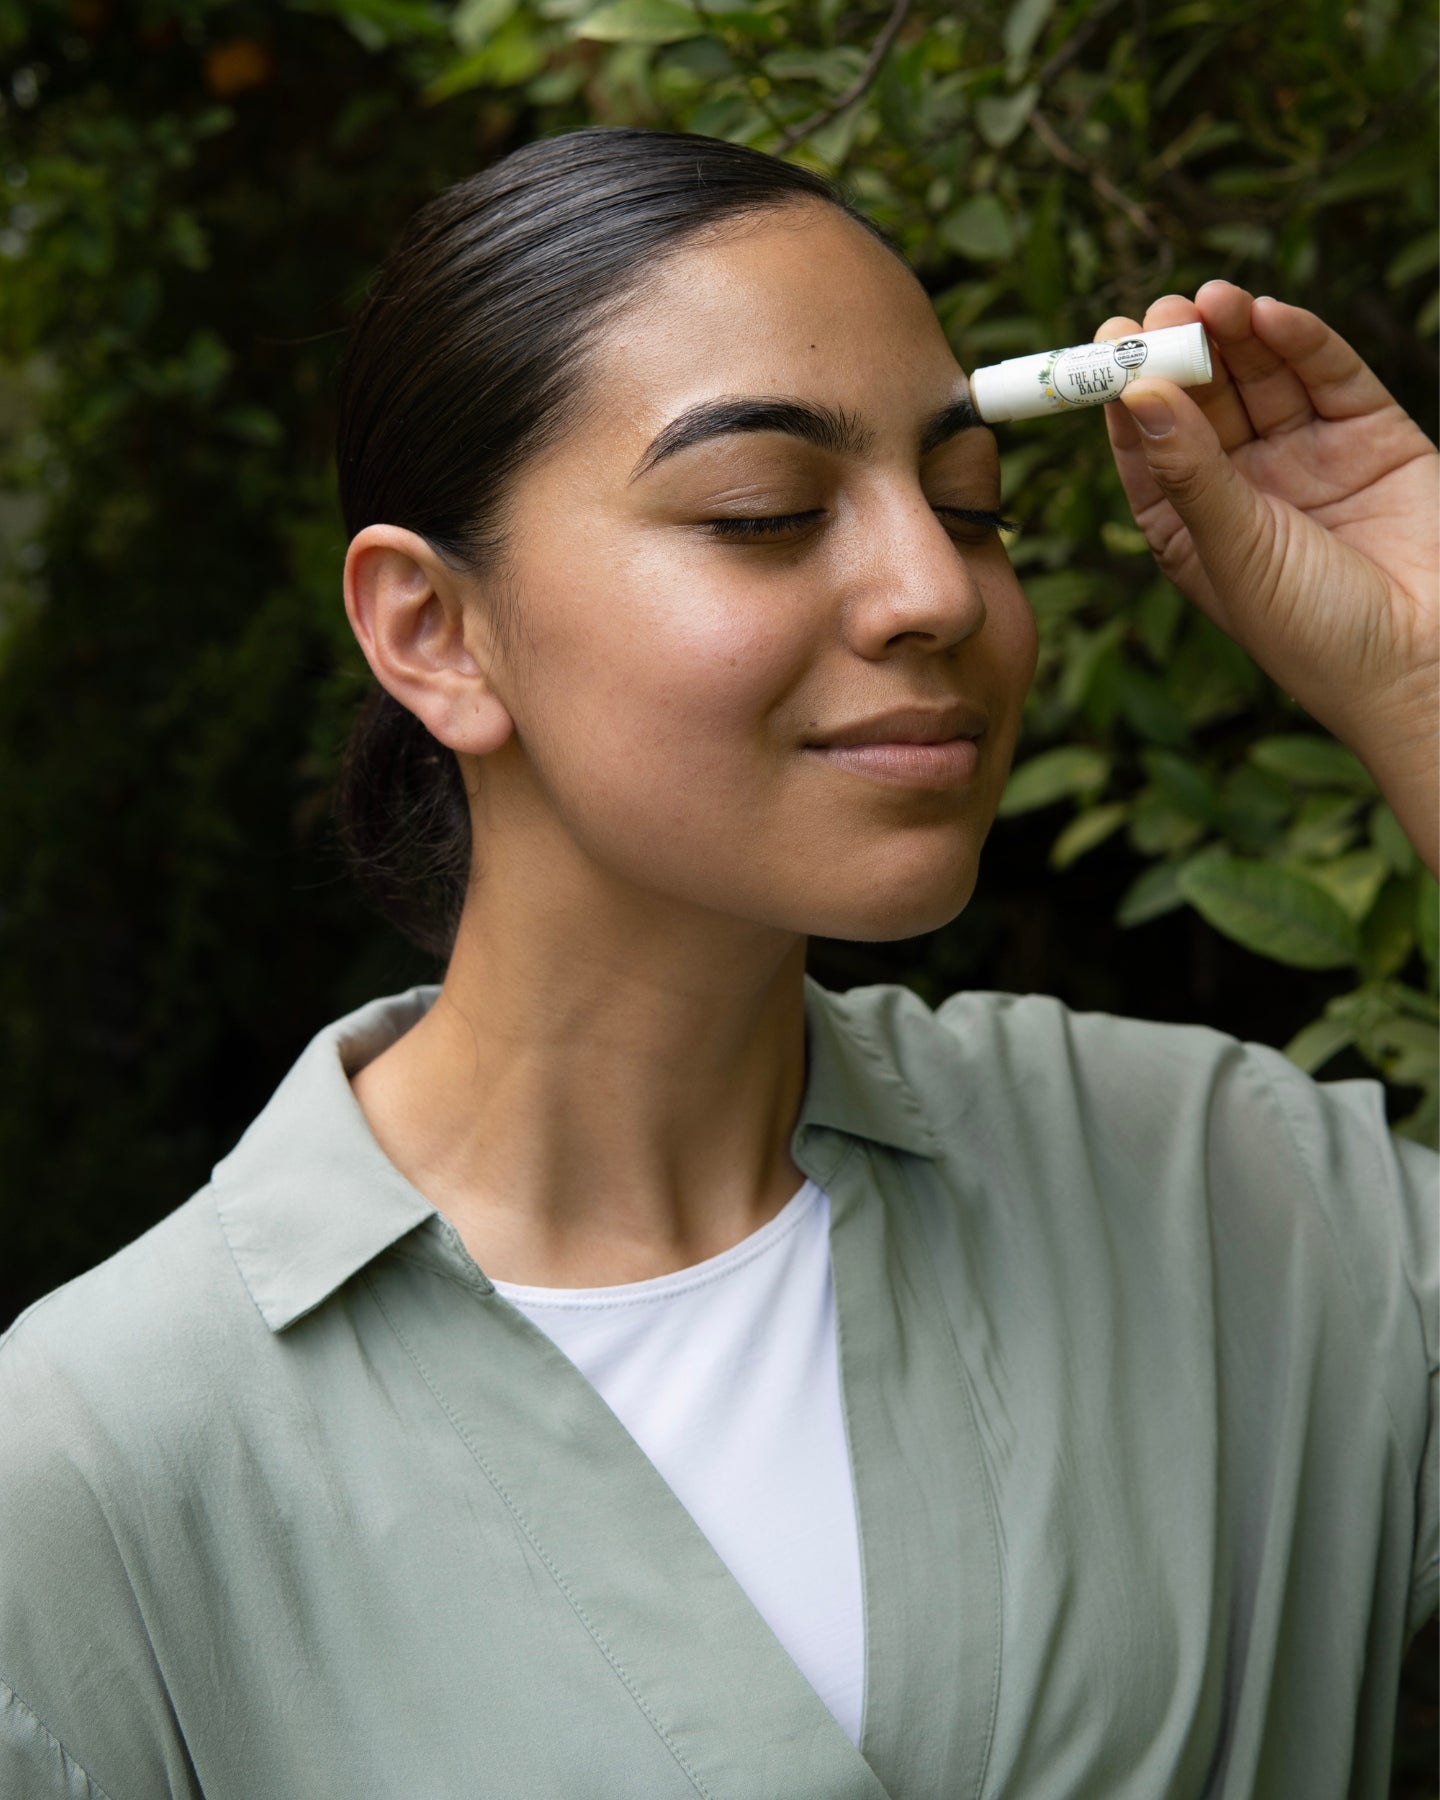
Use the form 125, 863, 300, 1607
968, 320, 1213, 423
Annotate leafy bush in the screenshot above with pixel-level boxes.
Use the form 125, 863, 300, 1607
2, 4, 1433, 1197
1, 2, 1436, 1783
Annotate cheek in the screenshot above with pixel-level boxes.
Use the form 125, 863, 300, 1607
516, 564, 806, 820
984, 579, 1040, 724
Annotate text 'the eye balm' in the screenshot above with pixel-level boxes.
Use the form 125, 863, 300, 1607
969, 321, 1213, 423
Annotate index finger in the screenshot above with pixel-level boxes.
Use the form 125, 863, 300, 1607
1241, 292, 1401, 426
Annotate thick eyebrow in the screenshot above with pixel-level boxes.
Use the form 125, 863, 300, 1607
626, 393, 989, 485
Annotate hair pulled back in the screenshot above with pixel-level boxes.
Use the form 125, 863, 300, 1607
332, 125, 909, 961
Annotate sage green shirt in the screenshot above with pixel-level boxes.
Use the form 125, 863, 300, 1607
1, 977, 1435, 1799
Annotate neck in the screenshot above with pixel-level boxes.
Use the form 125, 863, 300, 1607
350, 848, 811, 1287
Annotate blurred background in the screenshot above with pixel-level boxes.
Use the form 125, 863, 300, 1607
0, 0, 1435, 1786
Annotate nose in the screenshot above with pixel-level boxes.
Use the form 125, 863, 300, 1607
842, 492, 990, 659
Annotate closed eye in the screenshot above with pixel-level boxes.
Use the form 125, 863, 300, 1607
701, 507, 1021, 541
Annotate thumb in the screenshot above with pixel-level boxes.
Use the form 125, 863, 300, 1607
1118, 378, 1278, 617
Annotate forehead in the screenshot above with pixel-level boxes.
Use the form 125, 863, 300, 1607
570, 204, 974, 472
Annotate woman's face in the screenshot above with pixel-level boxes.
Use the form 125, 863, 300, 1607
465, 200, 1038, 942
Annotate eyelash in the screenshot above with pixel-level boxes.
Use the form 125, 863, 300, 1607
702, 507, 1021, 542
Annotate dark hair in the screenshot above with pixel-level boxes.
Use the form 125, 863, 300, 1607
332, 125, 912, 961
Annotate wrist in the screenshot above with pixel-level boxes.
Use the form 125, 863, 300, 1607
1339, 678, 1439, 881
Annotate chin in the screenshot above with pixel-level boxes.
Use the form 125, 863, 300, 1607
800, 857, 982, 944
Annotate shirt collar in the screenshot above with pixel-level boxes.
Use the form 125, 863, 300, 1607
214, 974, 940, 1333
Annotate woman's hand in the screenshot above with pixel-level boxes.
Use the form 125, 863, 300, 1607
1096, 280, 1438, 876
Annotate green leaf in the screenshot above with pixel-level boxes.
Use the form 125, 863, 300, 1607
1394, 1089, 1439, 1148
1113, 663, 1192, 749
997, 441, 1051, 507
1020, 570, 1098, 620
217, 405, 284, 447
1283, 1013, 1354, 1074
1368, 800, 1417, 875
1167, 616, 1260, 726
1116, 857, 1188, 928
1002, 0, 1055, 79
996, 744, 1110, 817
1049, 801, 1127, 869
1126, 792, 1206, 856
1200, 222, 1274, 260
1099, 520, 1149, 555
1134, 579, 1183, 664
1284, 791, 1363, 860
1176, 854, 1361, 969
1297, 847, 1388, 922
938, 195, 1014, 261
1140, 747, 1219, 824
934, 277, 1006, 334
1418, 873, 1439, 974
1060, 618, 1125, 717
525, 61, 588, 102
975, 83, 1038, 149
1248, 735, 1375, 792
573, 0, 704, 43
1152, 116, 1243, 170
1019, 174, 1066, 318
451, 0, 520, 44
1372, 1017, 1437, 1088
806, 99, 869, 167
761, 46, 865, 90
1386, 229, 1439, 288
423, 18, 546, 95
1315, 143, 1430, 204
1219, 763, 1291, 846
1359, 876, 1418, 980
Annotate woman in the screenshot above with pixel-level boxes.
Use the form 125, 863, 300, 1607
1, 125, 1435, 1799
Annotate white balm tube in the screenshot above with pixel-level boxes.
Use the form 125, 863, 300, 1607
969, 320, 1212, 423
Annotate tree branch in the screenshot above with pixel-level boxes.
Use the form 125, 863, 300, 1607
1028, 108, 1158, 241
769, 0, 914, 159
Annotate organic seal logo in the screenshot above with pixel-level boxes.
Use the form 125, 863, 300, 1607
1114, 338, 1148, 370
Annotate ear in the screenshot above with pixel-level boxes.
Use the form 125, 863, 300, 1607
343, 525, 514, 757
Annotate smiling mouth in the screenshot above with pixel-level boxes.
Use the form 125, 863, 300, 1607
806, 736, 983, 790
804, 702, 989, 751
801, 700, 988, 788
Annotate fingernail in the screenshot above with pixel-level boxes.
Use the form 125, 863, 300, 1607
1125, 392, 1175, 438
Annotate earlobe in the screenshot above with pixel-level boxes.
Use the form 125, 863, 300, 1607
343, 524, 516, 759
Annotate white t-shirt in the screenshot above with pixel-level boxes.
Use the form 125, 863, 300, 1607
490, 1178, 866, 1748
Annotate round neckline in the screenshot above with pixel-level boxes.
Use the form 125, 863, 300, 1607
489, 1178, 822, 1307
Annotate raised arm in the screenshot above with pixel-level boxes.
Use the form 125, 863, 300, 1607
1097, 281, 1438, 879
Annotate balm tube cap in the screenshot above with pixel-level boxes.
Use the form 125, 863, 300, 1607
970, 321, 1213, 424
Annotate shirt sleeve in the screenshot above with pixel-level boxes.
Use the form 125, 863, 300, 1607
0, 1681, 116, 1800
932, 989, 1439, 1648
0, 1298, 196, 1800
1252, 1054, 1439, 1644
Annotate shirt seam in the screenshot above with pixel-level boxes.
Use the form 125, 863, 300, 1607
891, 1150, 1004, 1800
360, 1269, 715, 1800
823, 1137, 874, 1757
0, 1674, 117, 1800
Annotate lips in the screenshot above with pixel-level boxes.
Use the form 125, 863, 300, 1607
803, 703, 989, 792
807, 703, 988, 749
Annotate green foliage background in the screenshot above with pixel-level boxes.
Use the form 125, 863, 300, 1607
0, 0, 1436, 1786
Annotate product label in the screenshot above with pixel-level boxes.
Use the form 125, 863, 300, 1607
1046, 343, 1129, 407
